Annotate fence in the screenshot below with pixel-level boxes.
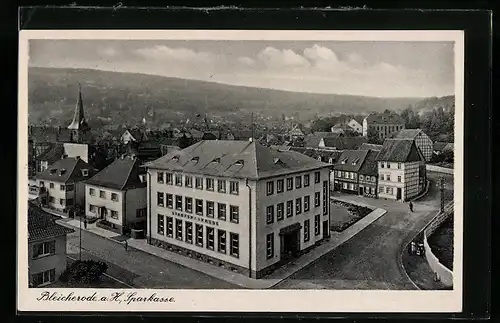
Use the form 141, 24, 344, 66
422, 202, 454, 287
426, 164, 454, 175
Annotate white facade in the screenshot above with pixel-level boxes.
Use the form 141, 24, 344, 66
147, 167, 330, 278
37, 179, 83, 212
377, 161, 421, 201
347, 119, 363, 134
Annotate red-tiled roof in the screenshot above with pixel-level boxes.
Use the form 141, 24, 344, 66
28, 203, 74, 243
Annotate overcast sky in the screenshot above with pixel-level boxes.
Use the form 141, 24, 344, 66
29, 40, 455, 98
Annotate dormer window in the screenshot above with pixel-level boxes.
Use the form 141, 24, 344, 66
190, 157, 199, 163
352, 159, 359, 165
81, 169, 89, 177
341, 158, 348, 164
234, 160, 244, 166
212, 157, 221, 164
273, 158, 281, 164
328, 158, 333, 164
49, 169, 57, 175
59, 169, 66, 176
172, 155, 180, 162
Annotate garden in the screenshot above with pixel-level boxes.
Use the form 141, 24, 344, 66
427, 213, 454, 271
330, 200, 373, 232
57, 259, 111, 288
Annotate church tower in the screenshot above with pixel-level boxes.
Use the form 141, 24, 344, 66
68, 83, 90, 143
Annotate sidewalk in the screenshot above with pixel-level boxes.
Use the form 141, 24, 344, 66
57, 207, 387, 289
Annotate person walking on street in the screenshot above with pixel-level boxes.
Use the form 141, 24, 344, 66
409, 201, 414, 212
124, 239, 128, 251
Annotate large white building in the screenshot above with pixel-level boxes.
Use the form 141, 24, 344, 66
376, 139, 426, 202
144, 140, 332, 279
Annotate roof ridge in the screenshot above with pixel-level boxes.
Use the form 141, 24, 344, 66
64, 158, 80, 183
120, 157, 138, 190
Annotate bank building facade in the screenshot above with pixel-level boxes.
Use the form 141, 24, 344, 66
144, 140, 332, 278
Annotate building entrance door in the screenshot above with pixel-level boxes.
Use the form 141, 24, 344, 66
396, 188, 402, 200
100, 207, 107, 219
280, 223, 301, 260
323, 220, 329, 239
359, 186, 364, 195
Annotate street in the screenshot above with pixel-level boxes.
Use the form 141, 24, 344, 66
273, 172, 454, 289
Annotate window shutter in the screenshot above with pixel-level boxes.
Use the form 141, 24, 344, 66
49, 241, 56, 254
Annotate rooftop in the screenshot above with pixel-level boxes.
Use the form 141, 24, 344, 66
28, 203, 74, 243
393, 129, 426, 140
359, 150, 380, 176
36, 157, 94, 183
377, 139, 425, 162
365, 112, 405, 125
359, 143, 383, 151
86, 156, 146, 190
145, 140, 330, 180
334, 150, 370, 172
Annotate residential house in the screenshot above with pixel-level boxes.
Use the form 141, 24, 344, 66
358, 143, 383, 151
28, 203, 74, 287
433, 141, 454, 155
332, 150, 370, 194
121, 128, 147, 145
128, 140, 163, 163
376, 139, 426, 201
85, 156, 147, 235
392, 129, 433, 162
358, 150, 379, 198
303, 132, 342, 148
362, 112, 405, 139
144, 140, 331, 279
319, 137, 367, 150
36, 143, 65, 173
36, 157, 96, 214
346, 119, 363, 134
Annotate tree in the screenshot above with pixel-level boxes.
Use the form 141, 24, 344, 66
367, 127, 382, 144
59, 260, 108, 286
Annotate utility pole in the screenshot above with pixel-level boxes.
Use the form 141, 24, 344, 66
79, 212, 82, 261
251, 112, 255, 141
439, 176, 445, 213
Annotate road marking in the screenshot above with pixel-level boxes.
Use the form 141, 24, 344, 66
67, 255, 135, 288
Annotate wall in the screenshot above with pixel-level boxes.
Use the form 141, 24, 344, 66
426, 164, 454, 175
125, 187, 147, 225
377, 162, 405, 200
63, 143, 89, 163
85, 184, 124, 227
28, 235, 68, 285
38, 179, 72, 212
403, 161, 421, 201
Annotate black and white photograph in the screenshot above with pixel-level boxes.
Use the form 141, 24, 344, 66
18, 29, 464, 313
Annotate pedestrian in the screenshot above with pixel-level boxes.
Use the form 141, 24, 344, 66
410, 241, 416, 254
409, 201, 414, 212
124, 239, 128, 251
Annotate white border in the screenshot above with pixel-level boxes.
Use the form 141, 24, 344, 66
18, 30, 464, 313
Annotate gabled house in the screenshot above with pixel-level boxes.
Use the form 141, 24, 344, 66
36, 157, 96, 214
121, 128, 147, 145
319, 137, 367, 150
85, 156, 147, 235
362, 112, 405, 139
332, 150, 370, 194
346, 119, 363, 134
28, 202, 74, 287
433, 141, 454, 155
358, 150, 379, 198
376, 139, 426, 201
36, 143, 65, 173
392, 128, 433, 162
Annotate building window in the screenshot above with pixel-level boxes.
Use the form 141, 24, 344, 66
379, 186, 384, 193
304, 195, 310, 212
314, 192, 320, 207
387, 175, 391, 181
195, 199, 203, 215
295, 176, 302, 189
175, 174, 183, 186
195, 224, 203, 247
31, 269, 56, 287
397, 163, 401, 169
217, 180, 226, 193
89, 188, 95, 196
314, 171, 321, 183
185, 176, 193, 188
218, 203, 226, 220
266, 181, 274, 195
166, 173, 173, 185
360, 175, 364, 180
32, 241, 56, 258
185, 197, 193, 213
286, 177, 294, 191
276, 179, 284, 193
286, 200, 293, 218
277, 203, 284, 221
314, 214, 320, 236
157, 192, 164, 207
111, 193, 119, 202
206, 178, 215, 191
206, 227, 215, 250
387, 163, 391, 169
206, 201, 215, 218
59, 198, 65, 206
89, 204, 95, 212
175, 195, 183, 211
157, 215, 165, 235
381, 174, 384, 181
372, 177, 376, 182
304, 220, 310, 242
195, 177, 203, 189
266, 233, 274, 259
381, 162, 385, 168
175, 219, 183, 240
344, 172, 349, 179
371, 187, 375, 195
136, 208, 146, 218
386, 187, 391, 194
323, 181, 328, 216
185, 222, 193, 244
99, 190, 106, 199
266, 205, 274, 224
230, 205, 239, 223
397, 176, 402, 182
157, 172, 164, 183
49, 183, 54, 189
111, 210, 118, 219
295, 198, 302, 215
230, 181, 239, 195
166, 193, 173, 208
304, 174, 310, 187
166, 216, 173, 237
218, 230, 226, 253
60, 184, 65, 191
230, 233, 239, 258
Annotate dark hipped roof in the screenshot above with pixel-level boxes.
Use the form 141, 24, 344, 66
37, 144, 65, 164
359, 150, 380, 176
144, 140, 330, 180
334, 150, 370, 172
433, 141, 453, 152
365, 112, 405, 125
28, 203, 74, 243
86, 156, 146, 190
322, 137, 367, 150
359, 143, 383, 151
36, 157, 95, 183
376, 139, 425, 162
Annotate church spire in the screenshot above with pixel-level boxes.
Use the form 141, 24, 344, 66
68, 83, 89, 131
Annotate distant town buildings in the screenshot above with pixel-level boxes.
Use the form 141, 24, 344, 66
362, 112, 405, 139
144, 140, 331, 278
28, 202, 74, 287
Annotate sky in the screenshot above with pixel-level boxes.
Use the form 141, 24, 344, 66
29, 40, 455, 98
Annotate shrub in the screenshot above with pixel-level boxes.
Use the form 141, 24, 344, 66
59, 260, 108, 286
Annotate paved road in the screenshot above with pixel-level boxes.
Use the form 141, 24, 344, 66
274, 172, 454, 290
66, 229, 239, 289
